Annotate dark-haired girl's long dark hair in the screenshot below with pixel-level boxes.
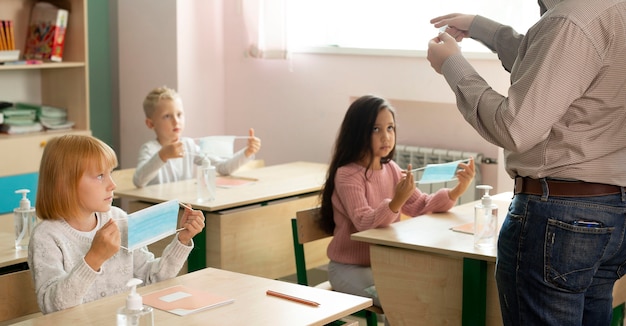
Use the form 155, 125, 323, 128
318, 95, 396, 234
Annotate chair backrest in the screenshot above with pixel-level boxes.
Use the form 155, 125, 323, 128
112, 168, 136, 198
0, 268, 40, 323
295, 207, 331, 244
291, 206, 331, 286
237, 159, 265, 172
291, 207, 384, 326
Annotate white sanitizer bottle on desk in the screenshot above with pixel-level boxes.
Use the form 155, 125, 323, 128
197, 156, 216, 203
474, 185, 498, 250
14, 189, 36, 250
117, 278, 154, 326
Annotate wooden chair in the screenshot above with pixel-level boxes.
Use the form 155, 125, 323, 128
237, 159, 265, 172
111, 167, 136, 199
0, 268, 41, 324
291, 207, 383, 326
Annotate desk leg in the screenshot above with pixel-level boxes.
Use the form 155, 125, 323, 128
463, 258, 487, 326
187, 227, 206, 272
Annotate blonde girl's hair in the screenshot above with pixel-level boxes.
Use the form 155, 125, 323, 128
142, 86, 182, 118
36, 135, 118, 221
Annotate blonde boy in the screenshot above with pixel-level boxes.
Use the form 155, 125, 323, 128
133, 86, 261, 187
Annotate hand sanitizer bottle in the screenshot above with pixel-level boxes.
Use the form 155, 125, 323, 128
474, 185, 498, 249
197, 156, 216, 203
14, 189, 36, 250
117, 278, 154, 326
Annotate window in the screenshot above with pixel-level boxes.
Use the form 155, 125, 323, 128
287, 0, 538, 55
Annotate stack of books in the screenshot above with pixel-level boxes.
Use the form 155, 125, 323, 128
39, 105, 73, 130
23, 1, 69, 62
0, 103, 42, 134
0, 102, 74, 134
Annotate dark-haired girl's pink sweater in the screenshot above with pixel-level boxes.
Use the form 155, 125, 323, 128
328, 161, 455, 266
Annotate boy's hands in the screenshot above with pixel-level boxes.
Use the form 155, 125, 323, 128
245, 128, 261, 157
389, 164, 416, 213
177, 204, 206, 246
159, 139, 185, 162
85, 219, 121, 271
448, 158, 476, 201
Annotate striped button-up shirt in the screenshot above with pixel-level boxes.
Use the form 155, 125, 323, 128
441, 0, 626, 186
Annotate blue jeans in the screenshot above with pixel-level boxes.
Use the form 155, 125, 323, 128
496, 190, 626, 325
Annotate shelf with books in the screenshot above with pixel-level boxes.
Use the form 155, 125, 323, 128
0, 0, 89, 215
0, 61, 85, 70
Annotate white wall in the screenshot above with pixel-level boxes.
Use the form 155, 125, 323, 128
115, 0, 515, 193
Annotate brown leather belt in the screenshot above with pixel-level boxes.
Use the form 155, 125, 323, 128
514, 177, 623, 197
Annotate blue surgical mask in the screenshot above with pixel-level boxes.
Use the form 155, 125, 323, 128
414, 159, 468, 184
119, 199, 180, 251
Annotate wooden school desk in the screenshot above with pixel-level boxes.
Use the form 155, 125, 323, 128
10, 267, 372, 326
113, 161, 328, 279
351, 192, 513, 326
0, 214, 39, 323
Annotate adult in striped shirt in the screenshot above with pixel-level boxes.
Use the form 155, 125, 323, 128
427, 1, 626, 325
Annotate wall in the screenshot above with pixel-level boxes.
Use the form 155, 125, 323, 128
115, 0, 224, 169
113, 0, 515, 193
220, 2, 514, 193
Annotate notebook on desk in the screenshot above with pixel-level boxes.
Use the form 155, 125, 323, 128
143, 285, 234, 316
450, 222, 474, 235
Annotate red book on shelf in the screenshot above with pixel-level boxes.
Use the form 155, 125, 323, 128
23, 1, 68, 62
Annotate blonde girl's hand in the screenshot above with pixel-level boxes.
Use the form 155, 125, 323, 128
389, 164, 416, 213
177, 204, 206, 246
85, 219, 121, 271
159, 139, 185, 161
430, 13, 476, 42
449, 158, 476, 201
245, 128, 261, 157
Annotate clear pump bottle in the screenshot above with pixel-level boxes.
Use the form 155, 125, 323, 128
474, 185, 498, 249
197, 156, 216, 203
117, 278, 154, 326
14, 189, 36, 250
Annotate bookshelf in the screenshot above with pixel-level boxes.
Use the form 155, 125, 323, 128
0, 0, 90, 214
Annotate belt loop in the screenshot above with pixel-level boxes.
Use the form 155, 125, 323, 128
621, 187, 626, 202
540, 178, 549, 201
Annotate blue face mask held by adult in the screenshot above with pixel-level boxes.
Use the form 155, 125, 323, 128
118, 199, 180, 251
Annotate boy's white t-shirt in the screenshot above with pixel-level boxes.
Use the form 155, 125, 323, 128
133, 137, 252, 188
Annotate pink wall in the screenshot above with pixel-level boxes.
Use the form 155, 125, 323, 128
220, 2, 514, 193
115, 0, 515, 193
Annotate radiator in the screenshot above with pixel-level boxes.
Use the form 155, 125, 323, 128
394, 145, 483, 205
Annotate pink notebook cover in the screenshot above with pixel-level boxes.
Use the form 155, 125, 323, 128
450, 222, 474, 235
216, 176, 257, 188
143, 285, 234, 316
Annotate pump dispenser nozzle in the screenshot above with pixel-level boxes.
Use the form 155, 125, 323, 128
15, 189, 31, 210
476, 185, 493, 208
125, 278, 143, 311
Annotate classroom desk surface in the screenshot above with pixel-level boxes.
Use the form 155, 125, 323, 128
11, 268, 373, 326
351, 192, 513, 326
113, 161, 329, 278
113, 161, 328, 212
352, 192, 512, 261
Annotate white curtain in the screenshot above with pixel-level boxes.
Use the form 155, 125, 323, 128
242, 0, 287, 59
